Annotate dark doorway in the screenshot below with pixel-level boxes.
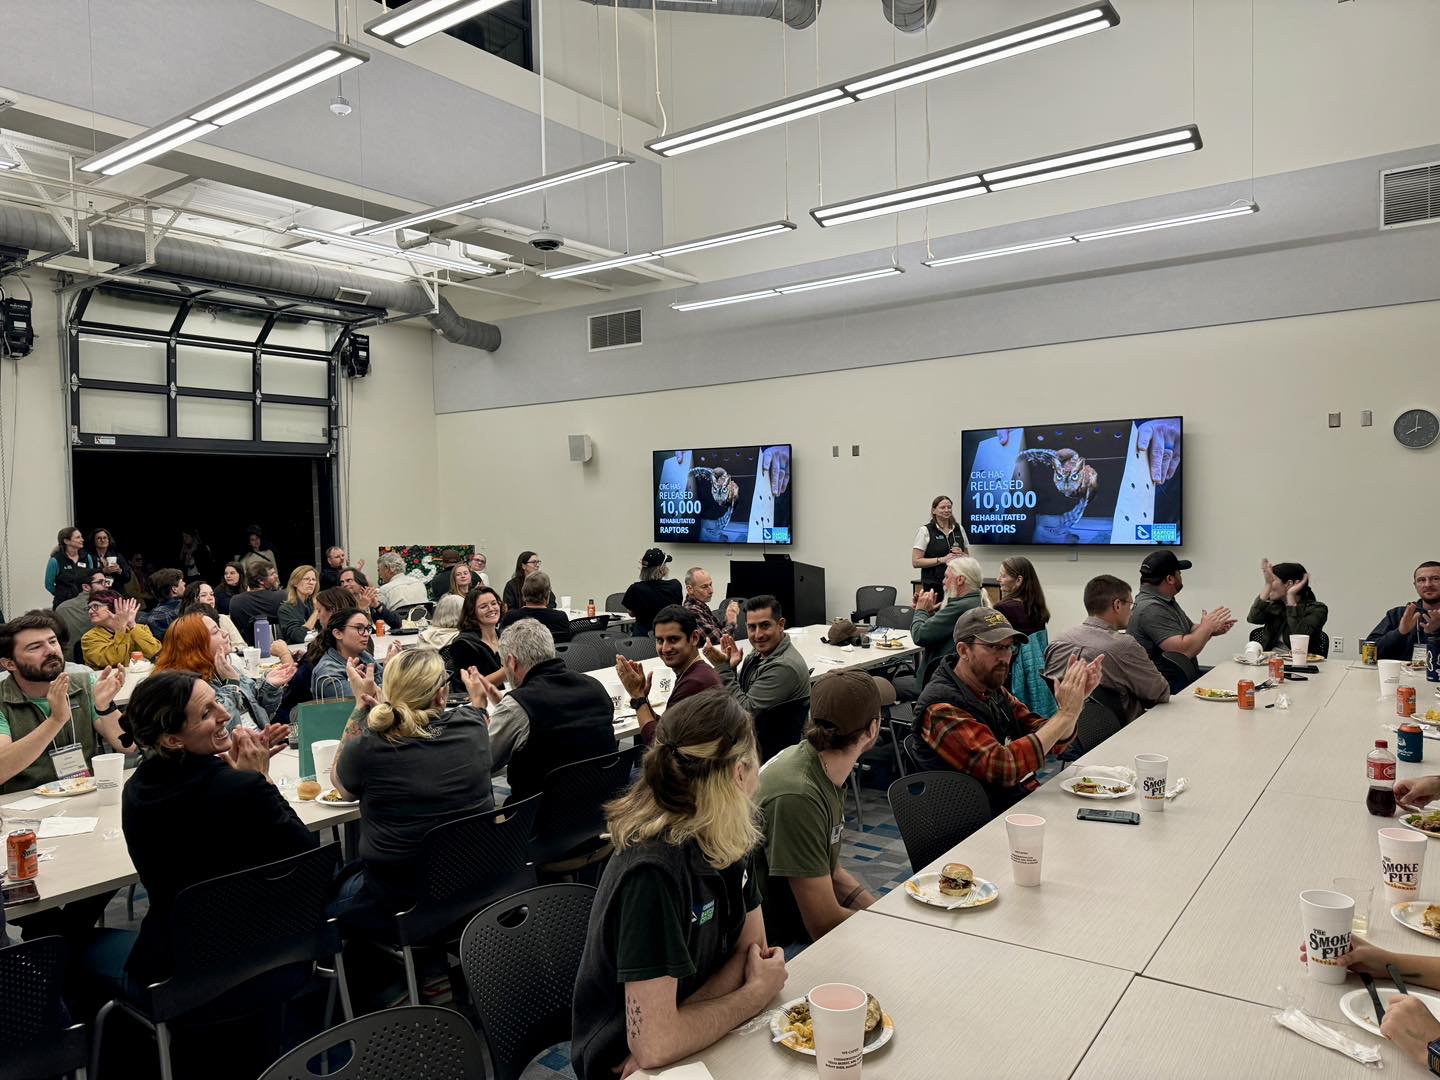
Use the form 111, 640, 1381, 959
72, 449, 335, 585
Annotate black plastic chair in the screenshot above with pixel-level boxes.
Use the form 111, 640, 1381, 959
563, 632, 619, 673
459, 885, 596, 1080
532, 745, 643, 875
1075, 698, 1124, 754
887, 770, 992, 873
851, 585, 898, 624
569, 615, 611, 637
257, 1005, 485, 1080
392, 795, 540, 1005
875, 605, 916, 631
91, 842, 346, 1080
754, 697, 809, 763
615, 636, 657, 662
604, 592, 627, 615
1246, 627, 1330, 657
0, 935, 86, 1080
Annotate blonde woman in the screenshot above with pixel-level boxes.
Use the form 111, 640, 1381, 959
570, 689, 788, 1080
328, 647, 494, 933
278, 564, 321, 645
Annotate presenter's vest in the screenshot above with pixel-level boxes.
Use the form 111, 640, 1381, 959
919, 521, 963, 591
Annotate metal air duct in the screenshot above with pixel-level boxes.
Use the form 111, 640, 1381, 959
882, 0, 937, 32
575, 0, 819, 30
0, 203, 501, 352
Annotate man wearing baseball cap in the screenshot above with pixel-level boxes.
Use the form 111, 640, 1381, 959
1127, 551, 1234, 693
622, 548, 683, 636
917, 608, 1102, 814
754, 670, 891, 948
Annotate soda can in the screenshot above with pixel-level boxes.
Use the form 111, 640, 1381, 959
1362, 641, 1378, 665
7, 829, 38, 880
1399, 723, 1425, 763
1268, 656, 1285, 682
1238, 680, 1255, 710
1397, 686, 1417, 718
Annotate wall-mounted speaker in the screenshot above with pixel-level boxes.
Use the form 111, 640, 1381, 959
568, 434, 593, 463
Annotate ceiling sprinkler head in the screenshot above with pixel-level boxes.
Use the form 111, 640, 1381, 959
329, 96, 353, 117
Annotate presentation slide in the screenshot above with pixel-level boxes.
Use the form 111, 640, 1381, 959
959, 418, 1182, 546
653, 444, 792, 545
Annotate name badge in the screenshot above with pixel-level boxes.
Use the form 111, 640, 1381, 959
830, 824, 843, 847
49, 743, 89, 779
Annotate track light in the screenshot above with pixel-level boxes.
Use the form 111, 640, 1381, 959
286, 225, 499, 275
647, 4, 1118, 158
671, 266, 903, 312
365, 0, 514, 47
539, 221, 796, 280
354, 156, 634, 237
79, 44, 368, 176
813, 126, 1202, 228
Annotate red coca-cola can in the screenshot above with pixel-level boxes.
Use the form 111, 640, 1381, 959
7, 829, 38, 880
1268, 656, 1285, 682
1238, 680, 1256, 710
1397, 686, 1417, 717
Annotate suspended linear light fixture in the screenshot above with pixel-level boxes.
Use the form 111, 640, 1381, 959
365, 0, 515, 47
538, 220, 797, 280
647, 3, 1119, 157
0, 160, 16, 170
286, 225, 499, 275
813, 126, 1202, 227
671, 266, 903, 312
79, 43, 368, 176
923, 236, 1078, 267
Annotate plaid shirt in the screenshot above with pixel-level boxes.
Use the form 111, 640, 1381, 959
684, 596, 734, 645
919, 691, 1049, 793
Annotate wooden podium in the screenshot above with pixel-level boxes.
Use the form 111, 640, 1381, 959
727, 555, 827, 627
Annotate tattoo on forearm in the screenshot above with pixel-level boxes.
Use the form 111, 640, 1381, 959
625, 994, 643, 1041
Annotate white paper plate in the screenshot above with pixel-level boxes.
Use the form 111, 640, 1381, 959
1399, 813, 1440, 839
1233, 653, 1273, 665
37, 778, 96, 797
1060, 775, 1135, 799
1193, 688, 1239, 702
1340, 986, 1440, 1037
1391, 901, 1440, 940
770, 996, 894, 1057
903, 871, 999, 910
310, 790, 358, 808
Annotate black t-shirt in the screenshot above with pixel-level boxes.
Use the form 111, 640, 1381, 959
499, 606, 572, 644
622, 579, 683, 635
445, 630, 502, 690
228, 589, 285, 644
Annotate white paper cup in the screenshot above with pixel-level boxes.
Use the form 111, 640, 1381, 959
1300, 889, 1355, 983
807, 982, 868, 1078
311, 739, 341, 785
559, 595, 573, 612
1005, 813, 1046, 886
1289, 634, 1310, 664
92, 752, 124, 806
1379, 660, 1404, 701
1245, 641, 1263, 661
243, 646, 262, 672
1135, 753, 1169, 812
1379, 827, 1427, 903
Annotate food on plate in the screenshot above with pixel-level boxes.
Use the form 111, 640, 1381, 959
1425, 708, 1440, 724
781, 994, 883, 1050
321, 789, 348, 803
1405, 811, 1440, 834
1193, 687, 1235, 700
938, 863, 975, 898
296, 780, 322, 801
1071, 777, 1130, 796
1424, 905, 1440, 932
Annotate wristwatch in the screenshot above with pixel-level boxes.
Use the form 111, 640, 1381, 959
1429, 1038, 1440, 1075
629, 696, 650, 710
95, 703, 120, 716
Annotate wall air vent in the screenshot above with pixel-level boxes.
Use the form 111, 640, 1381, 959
588, 308, 642, 352
1381, 162, 1440, 229
334, 286, 372, 305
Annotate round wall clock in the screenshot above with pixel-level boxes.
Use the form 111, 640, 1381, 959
1394, 408, 1440, 449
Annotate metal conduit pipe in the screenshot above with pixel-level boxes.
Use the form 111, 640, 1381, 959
882, 0, 937, 32
0, 203, 502, 352
574, 0, 819, 30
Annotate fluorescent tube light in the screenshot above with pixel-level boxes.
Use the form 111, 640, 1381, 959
647, 4, 1118, 158
845, 3, 1119, 99
365, 0, 512, 47
538, 220, 796, 280
354, 155, 634, 236
79, 44, 369, 176
1074, 201, 1257, 241
0, 159, 17, 170
671, 266, 903, 312
287, 225, 498, 275
923, 236, 1078, 267
539, 252, 661, 280
812, 126, 1202, 227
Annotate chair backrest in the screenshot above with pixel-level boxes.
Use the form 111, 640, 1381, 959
1075, 698, 1124, 754
604, 592, 627, 616
875, 605, 915, 631
294, 698, 360, 779
852, 585, 898, 621
0, 935, 86, 1078
753, 696, 810, 763
887, 771, 991, 873
459, 885, 597, 1080
569, 615, 611, 637
257, 1005, 485, 1080
615, 636, 657, 662
1087, 683, 1128, 722
1313, 629, 1331, 657
151, 843, 342, 1021
563, 632, 619, 673
533, 745, 643, 858
394, 796, 540, 947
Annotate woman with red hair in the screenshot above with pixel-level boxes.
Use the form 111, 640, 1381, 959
155, 612, 295, 738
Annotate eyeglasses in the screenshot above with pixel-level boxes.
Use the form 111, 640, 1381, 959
525, 558, 542, 567
347, 623, 375, 635
971, 640, 1020, 655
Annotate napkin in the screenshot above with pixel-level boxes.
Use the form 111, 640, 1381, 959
1166, 778, 1190, 800
1273, 1007, 1381, 1066
629, 1065, 715, 1079
37, 816, 98, 838
3, 796, 50, 811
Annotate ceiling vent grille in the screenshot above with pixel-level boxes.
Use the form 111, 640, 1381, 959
588, 308, 642, 352
1381, 162, 1440, 229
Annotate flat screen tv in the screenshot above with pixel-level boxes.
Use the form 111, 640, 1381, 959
653, 444, 792, 545
959, 417, 1182, 546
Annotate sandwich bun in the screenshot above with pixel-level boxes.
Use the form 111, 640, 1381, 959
937, 862, 974, 897
297, 779, 322, 801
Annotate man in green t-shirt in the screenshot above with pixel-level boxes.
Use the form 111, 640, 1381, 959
754, 669, 893, 949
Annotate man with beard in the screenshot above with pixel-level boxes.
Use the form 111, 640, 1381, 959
0, 611, 130, 794
1127, 551, 1234, 693
1368, 561, 1440, 661
917, 608, 1101, 814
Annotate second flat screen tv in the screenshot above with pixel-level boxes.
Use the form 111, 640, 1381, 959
959, 417, 1182, 546
653, 444, 792, 545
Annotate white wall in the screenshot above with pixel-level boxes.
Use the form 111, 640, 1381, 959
435, 299, 1440, 660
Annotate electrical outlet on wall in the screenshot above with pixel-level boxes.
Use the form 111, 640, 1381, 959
1332, 636, 1343, 656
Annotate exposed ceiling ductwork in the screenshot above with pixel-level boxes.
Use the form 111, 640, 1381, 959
0, 203, 501, 351
882, 0, 938, 32
575, 0, 819, 31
